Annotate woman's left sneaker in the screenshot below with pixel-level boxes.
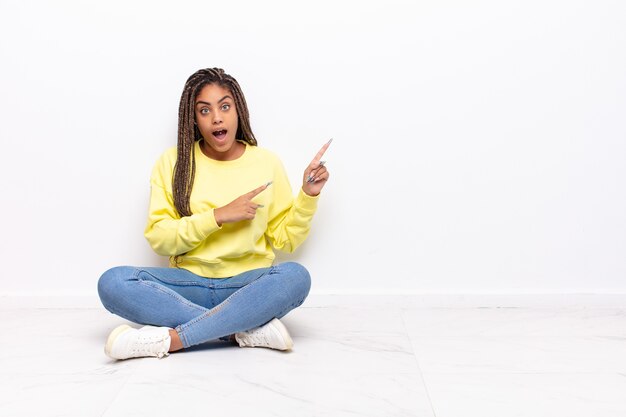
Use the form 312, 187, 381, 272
105, 324, 171, 360
235, 318, 294, 351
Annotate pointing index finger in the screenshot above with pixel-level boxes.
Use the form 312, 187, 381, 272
248, 181, 272, 198
311, 138, 333, 166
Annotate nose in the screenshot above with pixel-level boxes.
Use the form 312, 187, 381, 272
212, 110, 223, 125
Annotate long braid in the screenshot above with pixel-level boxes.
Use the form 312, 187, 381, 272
172, 68, 257, 218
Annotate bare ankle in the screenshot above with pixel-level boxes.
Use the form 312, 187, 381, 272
168, 329, 184, 352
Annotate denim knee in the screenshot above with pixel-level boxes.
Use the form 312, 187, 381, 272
97, 266, 134, 310
279, 262, 312, 303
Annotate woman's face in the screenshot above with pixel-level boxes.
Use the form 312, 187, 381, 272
194, 83, 241, 160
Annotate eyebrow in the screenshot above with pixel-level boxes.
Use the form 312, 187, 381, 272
195, 95, 233, 107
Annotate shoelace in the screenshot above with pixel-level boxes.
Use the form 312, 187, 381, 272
131, 335, 170, 358
240, 330, 270, 347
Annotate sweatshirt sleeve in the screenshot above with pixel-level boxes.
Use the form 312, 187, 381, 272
143, 153, 221, 256
265, 158, 319, 253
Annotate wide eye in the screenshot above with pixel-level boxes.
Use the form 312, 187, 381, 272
221, 104, 230, 111
200, 108, 209, 115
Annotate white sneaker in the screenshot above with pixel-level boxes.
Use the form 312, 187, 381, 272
235, 318, 294, 351
105, 324, 172, 360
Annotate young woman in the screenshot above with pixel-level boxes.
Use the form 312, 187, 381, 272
97, 68, 330, 360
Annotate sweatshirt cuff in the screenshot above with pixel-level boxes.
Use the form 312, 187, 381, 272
295, 188, 319, 214
195, 208, 222, 239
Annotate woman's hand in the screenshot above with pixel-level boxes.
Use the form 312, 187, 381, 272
214, 184, 269, 226
302, 139, 332, 196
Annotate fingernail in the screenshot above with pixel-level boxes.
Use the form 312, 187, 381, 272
327, 138, 333, 145
266, 181, 273, 187
257, 204, 264, 208
319, 161, 326, 166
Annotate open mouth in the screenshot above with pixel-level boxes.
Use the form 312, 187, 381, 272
212, 129, 228, 141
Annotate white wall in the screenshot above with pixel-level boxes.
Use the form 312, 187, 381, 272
1, 0, 624, 296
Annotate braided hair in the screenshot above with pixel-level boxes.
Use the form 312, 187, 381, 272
173, 68, 257, 217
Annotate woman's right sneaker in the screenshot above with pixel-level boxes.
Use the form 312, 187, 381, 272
235, 318, 294, 351
105, 324, 172, 360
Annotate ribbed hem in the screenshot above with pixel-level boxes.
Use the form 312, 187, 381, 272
295, 188, 319, 213
172, 254, 274, 278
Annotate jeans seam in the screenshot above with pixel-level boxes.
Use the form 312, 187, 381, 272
177, 301, 228, 348
175, 263, 307, 348
136, 279, 207, 314
176, 270, 274, 343
134, 268, 206, 287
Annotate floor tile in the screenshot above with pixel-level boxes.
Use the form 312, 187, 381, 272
422, 372, 626, 417
1, 300, 625, 416
0, 305, 434, 417
401, 309, 626, 373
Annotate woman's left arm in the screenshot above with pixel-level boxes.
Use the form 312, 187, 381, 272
265, 142, 331, 252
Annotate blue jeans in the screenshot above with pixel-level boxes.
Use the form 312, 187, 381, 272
97, 262, 311, 349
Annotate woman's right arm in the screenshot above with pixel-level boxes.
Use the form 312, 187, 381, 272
143, 181, 221, 256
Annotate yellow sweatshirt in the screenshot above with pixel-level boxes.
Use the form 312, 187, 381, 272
144, 140, 319, 278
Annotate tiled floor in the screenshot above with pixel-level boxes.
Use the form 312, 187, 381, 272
1, 297, 625, 416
